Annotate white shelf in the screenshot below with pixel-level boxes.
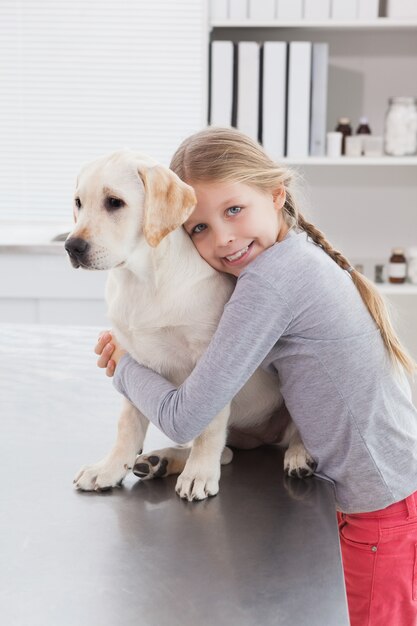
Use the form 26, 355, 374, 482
211, 19, 417, 30
282, 157, 417, 166
376, 284, 417, 295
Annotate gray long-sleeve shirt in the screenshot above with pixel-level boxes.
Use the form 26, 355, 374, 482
114, 230, 417, 513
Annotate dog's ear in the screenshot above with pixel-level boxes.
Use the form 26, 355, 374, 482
139, 165, 196, 247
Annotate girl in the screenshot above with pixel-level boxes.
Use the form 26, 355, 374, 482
96, 127, 417, 626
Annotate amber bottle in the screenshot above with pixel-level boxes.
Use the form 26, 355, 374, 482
389, 248, 407, 284
335, 117, 352, 155
356, 116, 371, 135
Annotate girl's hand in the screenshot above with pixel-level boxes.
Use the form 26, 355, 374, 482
94, 330, 127, 377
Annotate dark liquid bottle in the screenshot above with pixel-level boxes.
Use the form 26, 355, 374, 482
389, 248, 407, 284
356, 116, 371, 135
335, 117, 352, 155
356, 116, 371, 155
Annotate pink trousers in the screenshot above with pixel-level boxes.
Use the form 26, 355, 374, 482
338, 491, 417, 626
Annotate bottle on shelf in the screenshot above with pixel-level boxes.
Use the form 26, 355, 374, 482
326, 131, 343, 157
345, 135, 362, 157
356, 116, 371, 135
356, 116, 371, 155
388, 248, 407, 284
335, 117, 352, 156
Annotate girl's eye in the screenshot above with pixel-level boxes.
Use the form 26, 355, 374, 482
75, 198, 81, 209
226, 206, 242, 216
192, 223, 207, 234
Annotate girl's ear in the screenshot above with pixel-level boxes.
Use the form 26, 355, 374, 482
273, 186, 286, 210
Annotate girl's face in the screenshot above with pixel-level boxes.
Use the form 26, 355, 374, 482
183, 180, 288, 277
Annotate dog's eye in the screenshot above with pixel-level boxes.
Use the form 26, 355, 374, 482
105, 197, 125, 211
75, 198, 81, 209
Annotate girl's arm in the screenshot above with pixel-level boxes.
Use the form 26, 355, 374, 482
112, 272, 293, 444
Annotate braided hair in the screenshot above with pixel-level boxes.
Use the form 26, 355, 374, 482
170, 127, 415, 374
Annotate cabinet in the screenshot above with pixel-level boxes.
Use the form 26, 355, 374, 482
209, 17, 417, 397
209, 18, 417, 284
0, 248, 108, 326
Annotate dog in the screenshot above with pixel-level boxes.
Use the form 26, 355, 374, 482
65, 150, 315, 501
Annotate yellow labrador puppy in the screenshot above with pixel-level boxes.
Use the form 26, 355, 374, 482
66, 150, 314, 500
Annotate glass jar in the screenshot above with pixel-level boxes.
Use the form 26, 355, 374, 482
384, 97, 417, 156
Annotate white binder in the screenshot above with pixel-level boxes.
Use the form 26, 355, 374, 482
277, 0, 303, 20
210, 41, 234, 127
249, 0, 276, 20
229, 0, 248, 19
331, 0, 357, 19
262, 42, 287, 159
304, 0, 331, 20
237, 41, 260, 141
286, 41, 312, 158
309, 43, 329, 156
357, 0, 380, 19
210, 0, 229, 21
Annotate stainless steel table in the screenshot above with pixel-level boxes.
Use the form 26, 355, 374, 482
0, 324, 349, 626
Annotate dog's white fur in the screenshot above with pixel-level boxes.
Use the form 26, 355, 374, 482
67, 150, 314, 500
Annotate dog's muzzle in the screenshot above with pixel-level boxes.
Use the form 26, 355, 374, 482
65, 237, 90, 268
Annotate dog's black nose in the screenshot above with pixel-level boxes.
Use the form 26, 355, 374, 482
65, 237, 90, 261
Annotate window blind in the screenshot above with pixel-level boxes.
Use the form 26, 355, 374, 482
0, 0, 207, 222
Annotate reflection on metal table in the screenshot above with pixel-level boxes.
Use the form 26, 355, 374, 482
0, 324, 349, 626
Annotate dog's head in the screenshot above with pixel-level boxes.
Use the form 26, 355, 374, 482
65, 150, 196, 270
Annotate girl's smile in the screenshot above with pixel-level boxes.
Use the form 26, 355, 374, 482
183, 180, 288, 277
223, 240, 254, 266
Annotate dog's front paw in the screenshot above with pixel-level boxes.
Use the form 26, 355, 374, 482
175, 466, 220, 501
132, 446, 191, 480
73, 459, 130, 491
133, 454, 170, 480
284, 444, 317, 479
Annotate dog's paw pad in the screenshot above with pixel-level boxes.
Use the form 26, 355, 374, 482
132, 456, 168, 480
133, 463, 150, 477
153, 457, 169, 477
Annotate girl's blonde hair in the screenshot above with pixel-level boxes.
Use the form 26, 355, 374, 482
170, 126, 416, 374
